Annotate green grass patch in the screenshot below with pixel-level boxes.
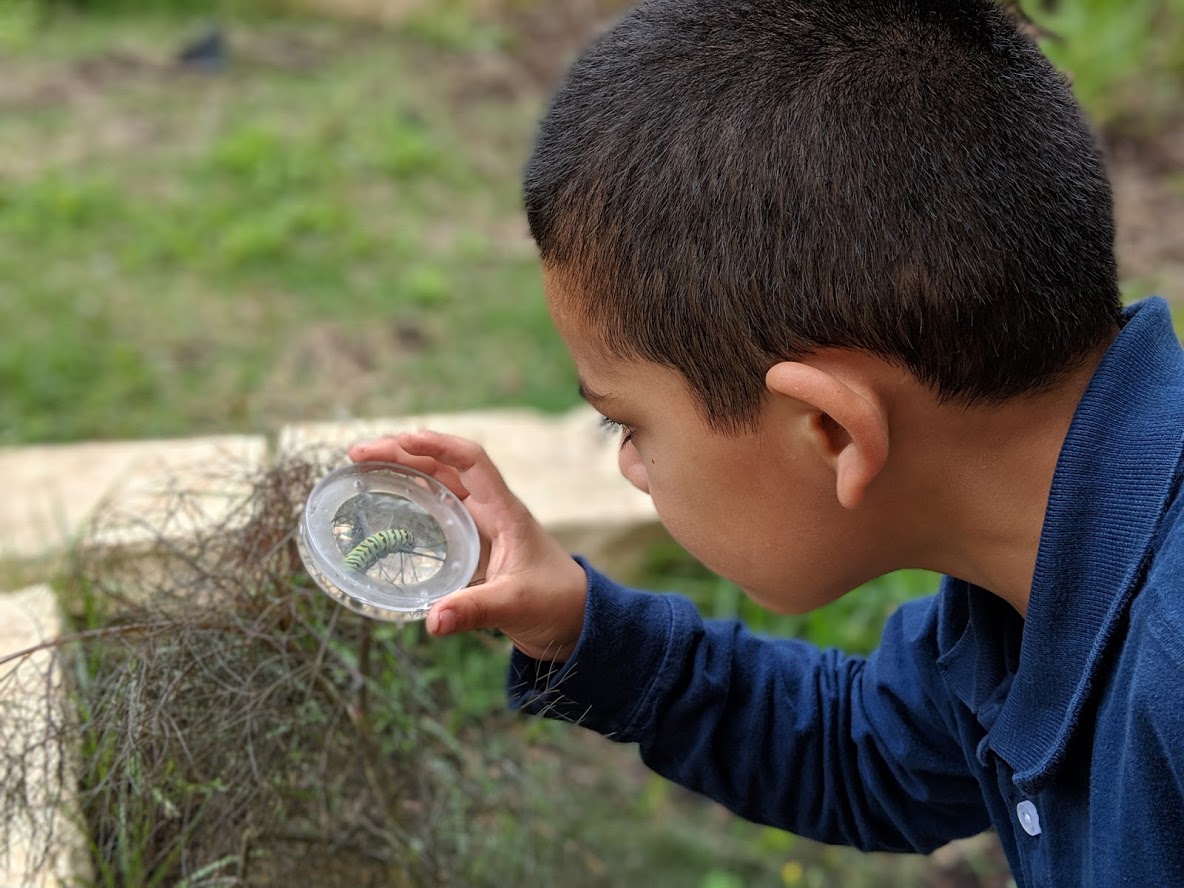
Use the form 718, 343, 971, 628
1024, 0, 1184, 130
0, 14, 565, 445
640, 540, 940, 655
3, 5, 1181, 445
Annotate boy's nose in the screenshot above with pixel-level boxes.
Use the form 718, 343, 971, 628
618, 447, 650, 495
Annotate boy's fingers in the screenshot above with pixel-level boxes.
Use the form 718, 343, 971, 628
391, 431, 525, 514
348, 437, 470, 500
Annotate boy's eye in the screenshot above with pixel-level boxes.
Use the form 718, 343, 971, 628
599, 416, 637, 449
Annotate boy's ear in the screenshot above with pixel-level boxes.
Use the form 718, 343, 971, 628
765, 361, 889, 509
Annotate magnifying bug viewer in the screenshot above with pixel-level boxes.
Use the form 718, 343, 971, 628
298, 462, 480, 622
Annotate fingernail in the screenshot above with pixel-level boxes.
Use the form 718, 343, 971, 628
432, 609, 456, 636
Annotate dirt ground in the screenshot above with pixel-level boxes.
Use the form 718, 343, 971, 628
1109, 126, 1184, 303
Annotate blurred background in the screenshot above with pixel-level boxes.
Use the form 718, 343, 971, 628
1, 0, 1179, 447
0, 0, 1180, 885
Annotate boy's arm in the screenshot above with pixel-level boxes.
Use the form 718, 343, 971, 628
348, 431, 989, 853
511, 562, 989, 854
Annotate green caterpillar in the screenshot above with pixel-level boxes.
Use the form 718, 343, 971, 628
344, 529, 415, 573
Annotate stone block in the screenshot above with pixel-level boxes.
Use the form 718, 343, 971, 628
0, 585, 88, 887
0, 436, 268, 562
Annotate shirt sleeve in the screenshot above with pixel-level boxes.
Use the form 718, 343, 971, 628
507, 560, 990, 853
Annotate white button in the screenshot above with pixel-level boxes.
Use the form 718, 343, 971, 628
1017, 800, 1041, 837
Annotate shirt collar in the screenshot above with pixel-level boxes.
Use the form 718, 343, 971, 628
975, 298, 1184, 793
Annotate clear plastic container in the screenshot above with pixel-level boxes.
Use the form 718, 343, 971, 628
297, 462, 480, 622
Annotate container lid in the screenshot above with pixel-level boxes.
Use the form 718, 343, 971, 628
297, 461, 480, 622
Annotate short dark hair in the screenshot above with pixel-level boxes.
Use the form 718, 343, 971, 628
524, 0, 1123, 430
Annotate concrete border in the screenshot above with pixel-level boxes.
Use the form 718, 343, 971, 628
0, 436, 269, 563
0, 585, 89, 887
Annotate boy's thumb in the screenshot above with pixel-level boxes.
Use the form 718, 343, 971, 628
422, 558, 588, 661
425, 586, 580, 664
426, 587, 498, 637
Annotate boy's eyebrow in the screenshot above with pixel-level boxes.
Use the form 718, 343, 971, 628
577, 380, 617, 408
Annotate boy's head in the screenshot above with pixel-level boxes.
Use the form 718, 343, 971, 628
527, 0, 1122, 422
525, 0, 1124, 609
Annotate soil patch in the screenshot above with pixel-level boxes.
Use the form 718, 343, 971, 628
1109, 124, 1184, 303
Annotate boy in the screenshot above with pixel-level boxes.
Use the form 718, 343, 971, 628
351, 0, 1184, 883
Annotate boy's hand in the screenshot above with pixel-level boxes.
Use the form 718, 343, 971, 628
348, 431, 589, 663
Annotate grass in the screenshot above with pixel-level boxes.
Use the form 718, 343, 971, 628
0, 11, 568, 445
1024, 0, 1184, 130
639, 540, 941, 655
1, 4, 1180, 446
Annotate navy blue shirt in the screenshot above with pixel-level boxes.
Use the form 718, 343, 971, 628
509, 298, 1184, 885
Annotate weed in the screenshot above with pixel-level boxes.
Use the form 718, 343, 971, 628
0, 451, 575, 886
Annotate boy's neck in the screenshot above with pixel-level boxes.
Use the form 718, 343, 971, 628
871, 345, 1114, 618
